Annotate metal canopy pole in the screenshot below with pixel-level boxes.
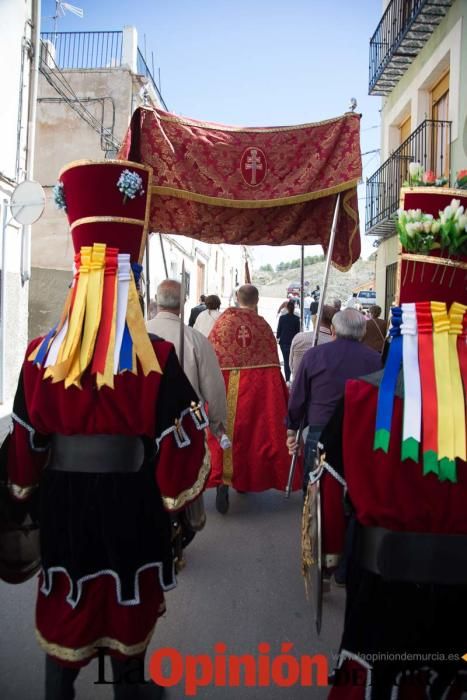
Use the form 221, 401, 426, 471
300, 245, 305, 331
159, 233, 168, 277
311, 193, 341, 347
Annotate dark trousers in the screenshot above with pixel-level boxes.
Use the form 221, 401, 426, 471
45, 653, 162, 700
279, 343, 292, 381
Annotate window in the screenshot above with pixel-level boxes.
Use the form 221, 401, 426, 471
431, 71, 450, 177
398, 114, 412, 184
385, 262, 397, 321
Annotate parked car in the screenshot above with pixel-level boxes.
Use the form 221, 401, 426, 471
346, 290, 376, 310
286, 281, 310, 295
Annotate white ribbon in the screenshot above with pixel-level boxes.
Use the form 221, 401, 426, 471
45, 319, 69, 367
113, 254, 131, 373
401, 303, 422, 446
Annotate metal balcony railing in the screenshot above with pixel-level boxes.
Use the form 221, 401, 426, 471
40, 32, 168, 109
40, 31, 123, 70
136, 49, 168, 110
365, 119, 451, 235
369, 0, 452, 96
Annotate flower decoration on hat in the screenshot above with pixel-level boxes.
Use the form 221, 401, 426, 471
52, 181, 67, 211
116, 169, 145, 204
454, 169, 467, 189
396, 198, 467, 256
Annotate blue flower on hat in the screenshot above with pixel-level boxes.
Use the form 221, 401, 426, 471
52, 181, 67, 211
116, 169, 145, 203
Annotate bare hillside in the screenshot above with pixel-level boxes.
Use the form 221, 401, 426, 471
253, 258, 376, 304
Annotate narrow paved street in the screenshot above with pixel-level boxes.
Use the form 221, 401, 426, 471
0, 297, 344, 699
0, 489, 345, 699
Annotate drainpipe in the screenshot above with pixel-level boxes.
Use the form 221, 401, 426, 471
21, 0, 41, 286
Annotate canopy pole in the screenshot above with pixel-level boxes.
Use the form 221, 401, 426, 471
159, 233, 168, 277
145, 237, 151, 317
311, 193, 341, 347
300, 245, 305, 331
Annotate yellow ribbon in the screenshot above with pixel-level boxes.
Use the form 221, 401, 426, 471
125, 276, 162, 376
448, 302, 467, 462
431, 301, 455, 476
97, 275, 118, 390
45, 247, 92, 384
79, 243, 106, 372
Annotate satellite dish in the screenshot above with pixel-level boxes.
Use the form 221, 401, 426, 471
10, 181, 45, 225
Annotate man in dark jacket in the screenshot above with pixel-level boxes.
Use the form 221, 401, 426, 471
188, 295, 206, 326
276, 300, 300, 382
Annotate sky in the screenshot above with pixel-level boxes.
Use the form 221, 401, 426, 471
41, 0, 382, 266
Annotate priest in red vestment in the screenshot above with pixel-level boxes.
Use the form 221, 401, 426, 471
207, 284, 302, 513
0, 160, 208, 700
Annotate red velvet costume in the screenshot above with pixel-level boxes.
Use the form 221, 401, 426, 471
2, 160, 208, 668
207, 307, 302, 492
320, 187, 467, 699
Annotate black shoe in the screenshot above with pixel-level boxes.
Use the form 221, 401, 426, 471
216, 485, 229, 514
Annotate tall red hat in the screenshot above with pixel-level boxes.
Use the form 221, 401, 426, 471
58, 159, 153, 264
396, 186, 467, 306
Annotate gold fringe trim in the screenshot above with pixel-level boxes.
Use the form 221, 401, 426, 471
35, 616, 163, 663
401, 253, 467, 270
59, 159, 153, 179
149, 106, 360, 133
70, 216, 146, 232
330, 188, 360, 273
222, 369, 241, 485
161, 449, 210, 511
152, 179, 359, 210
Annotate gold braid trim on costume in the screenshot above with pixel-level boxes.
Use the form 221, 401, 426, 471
222, 369, 241, 485
152, 179, 359, 210
35, 610, 164, 663
161, 450, 210, 511
301, 482, 314, 600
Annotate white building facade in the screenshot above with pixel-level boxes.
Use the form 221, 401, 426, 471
366, 0, 467, 318
0, 0, 40, 420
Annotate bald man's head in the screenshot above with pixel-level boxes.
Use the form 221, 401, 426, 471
236, 284, 259, 309
156, 279, 181, 315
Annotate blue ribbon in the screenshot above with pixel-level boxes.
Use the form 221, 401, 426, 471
119, 323, 133, 372
33, 324, 58, 367
374, 307, 403, 452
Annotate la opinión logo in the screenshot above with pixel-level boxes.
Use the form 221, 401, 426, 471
149, 642, 329, 696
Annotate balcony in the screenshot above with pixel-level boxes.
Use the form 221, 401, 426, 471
369, 0, 453, 96
40, 31, 168, 109
365, 119, 451, 236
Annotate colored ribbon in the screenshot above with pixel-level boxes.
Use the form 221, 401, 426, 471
401, 303, 421, 462
114, 254, 131, 374
416, 302, 439, 476
92, 247, 119, 375
45, 247, 92, 384
125, 274, 162, 376
78, 243, 106, 375
448, 302, 467, 463
97, 275, 118, 390
431, 301, 456, 482
374, 307, 403, 453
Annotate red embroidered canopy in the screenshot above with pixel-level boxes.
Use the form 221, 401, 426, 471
118, 107, 362, 271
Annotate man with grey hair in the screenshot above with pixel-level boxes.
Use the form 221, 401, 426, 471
287, 308, 381, 490
147, 280, 227, 437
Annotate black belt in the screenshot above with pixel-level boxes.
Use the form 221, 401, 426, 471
49, 434, 145, 474
356, 525, 467, 585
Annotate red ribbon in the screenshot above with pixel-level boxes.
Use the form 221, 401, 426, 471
416, 302, 438, 469
91, 247, 119, 375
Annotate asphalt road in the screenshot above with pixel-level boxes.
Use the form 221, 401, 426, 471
0, 489, 345, 699
0, 297, 341, 699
